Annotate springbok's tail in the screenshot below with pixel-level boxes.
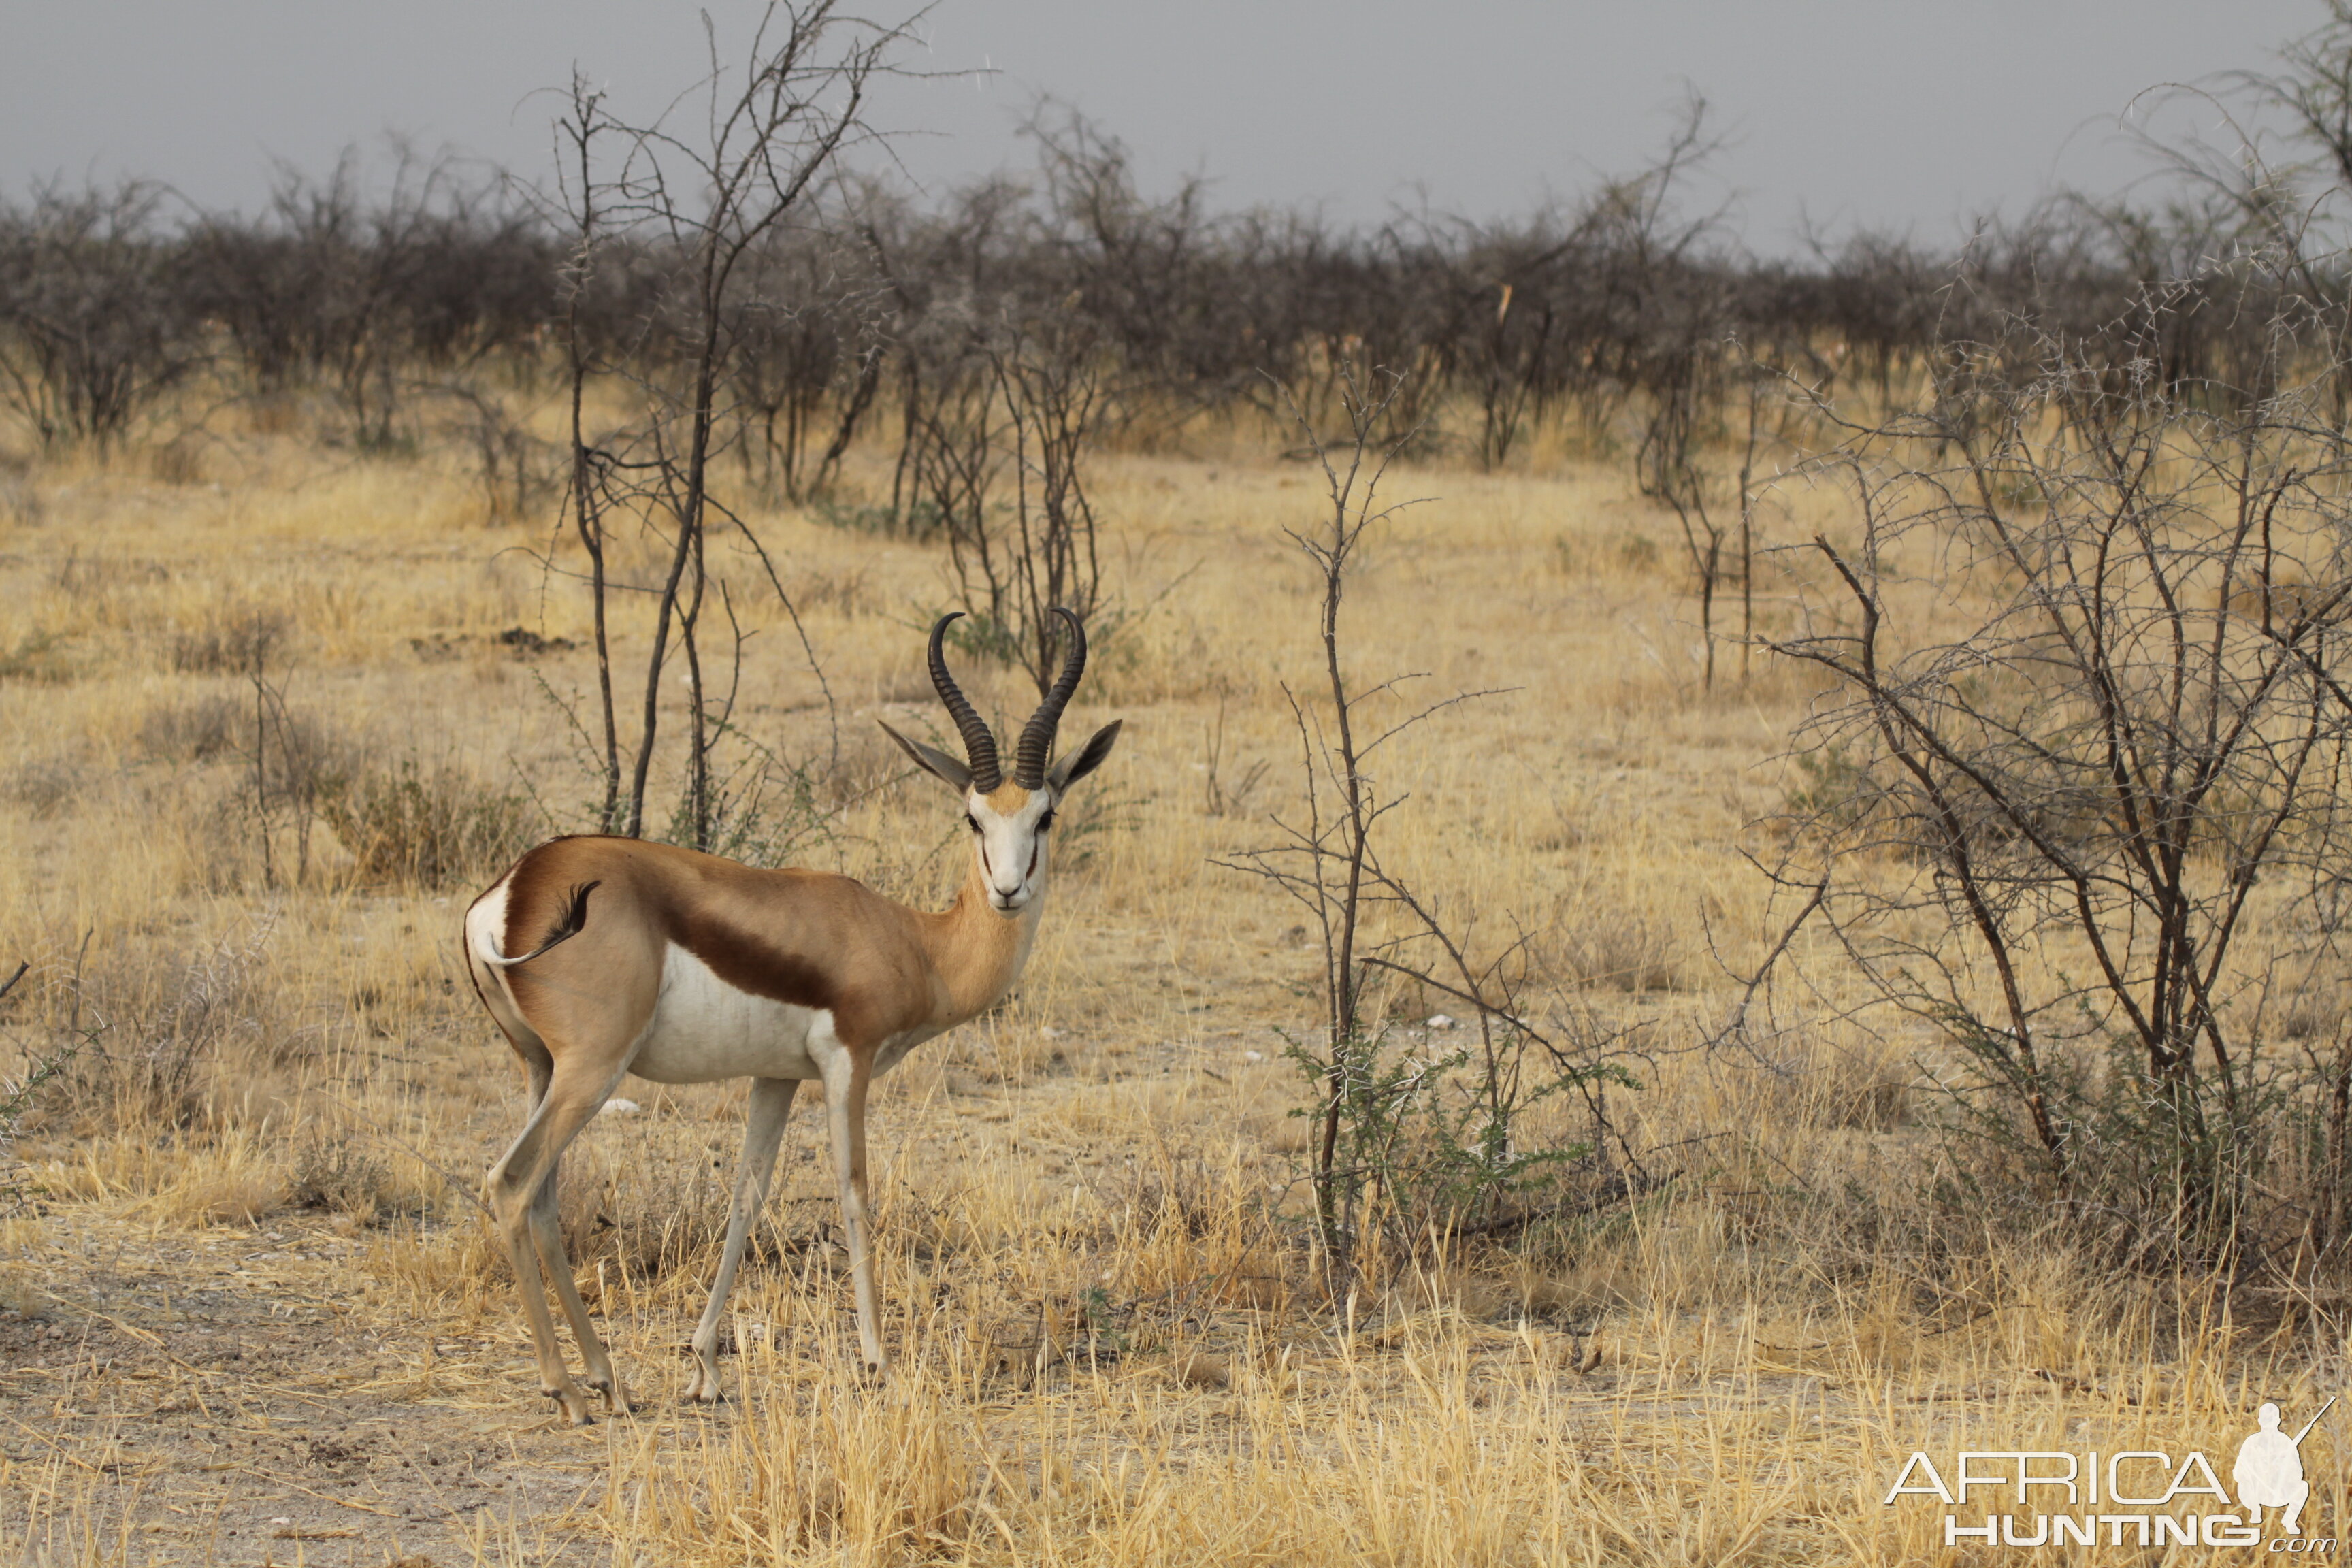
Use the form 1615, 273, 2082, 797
472, 880, 600, 969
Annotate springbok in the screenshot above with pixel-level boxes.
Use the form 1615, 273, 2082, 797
462, 608, 1119, 1423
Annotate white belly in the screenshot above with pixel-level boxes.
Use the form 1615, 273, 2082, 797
629, 943, 826, 1083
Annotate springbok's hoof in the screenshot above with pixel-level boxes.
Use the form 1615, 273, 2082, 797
544, 1387, 598, 1426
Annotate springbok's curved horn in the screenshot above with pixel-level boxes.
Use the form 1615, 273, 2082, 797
1014, 607, 1086, 789
928, 614, 1002, 792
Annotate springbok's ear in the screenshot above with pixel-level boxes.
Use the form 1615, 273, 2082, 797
879, 720, 973, 792
1048, 720, 1122, 792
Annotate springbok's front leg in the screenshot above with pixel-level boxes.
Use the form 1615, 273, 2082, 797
686, 1076, 800, 1403
814, 1036, 887, 1371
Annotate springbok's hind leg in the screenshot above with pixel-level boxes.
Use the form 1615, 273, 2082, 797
528, 1168, 625, 1415
687, 1076, 800, 1403
486, 1054, 629, 1425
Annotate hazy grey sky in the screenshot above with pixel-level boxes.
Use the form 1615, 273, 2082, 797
0, 1, 2325, 248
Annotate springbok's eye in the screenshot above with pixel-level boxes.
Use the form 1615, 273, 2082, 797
966, 813, 981, 834
1036, 808, 1057, 833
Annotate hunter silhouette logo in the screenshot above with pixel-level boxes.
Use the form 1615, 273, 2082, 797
1882, 1397, 2337, 1549
2235, 1398, 2332, 1539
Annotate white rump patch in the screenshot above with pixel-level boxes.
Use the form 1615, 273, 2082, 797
466, 877, 515, 964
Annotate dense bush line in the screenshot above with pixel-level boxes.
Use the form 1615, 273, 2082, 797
4, 95, 2329, 472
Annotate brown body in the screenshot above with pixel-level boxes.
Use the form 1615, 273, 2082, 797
461, 608, 1120, 1423
479, 833, 1038, 1062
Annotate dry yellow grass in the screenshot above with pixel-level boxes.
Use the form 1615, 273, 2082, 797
0, 412, 2341, 1564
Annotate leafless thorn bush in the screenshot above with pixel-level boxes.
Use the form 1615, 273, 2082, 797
1770, 238, 2352, 1275
1217, 363, 1648, 1285
0, 181, 205, 451
534, 3, 911, 847
27, 919, 280, 1135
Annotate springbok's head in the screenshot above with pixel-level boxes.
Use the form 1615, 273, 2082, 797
880, 608, 1121, 915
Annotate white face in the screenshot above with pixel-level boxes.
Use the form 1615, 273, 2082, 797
966, 786, 1057, 913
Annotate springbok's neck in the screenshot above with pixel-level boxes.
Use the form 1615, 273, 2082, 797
921, 851, 1045, 1026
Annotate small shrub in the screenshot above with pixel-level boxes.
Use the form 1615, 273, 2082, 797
657, 735, 832, 870
1816, 1049, 1913, 1130
938, 608, 1028, 669
289, 1134, 395, 1222
136, 696, 242, 762
43, 922, 277, 1133
148, 436, 207, 485
0, 470, 41, 527
1284, 1023, 1627, 1265
789, 567, 875, 617
813, 497, 946, 540
0, 962, 73, 1209
1557, 914, 1683, 992
167, 608, 288, 674
493, 625, 577, 656
5, 756, 85, 817
0, 630, 74, 683
261, 709, 345, 800
323, 758, 534, 887
1782, 743, 1888, 837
